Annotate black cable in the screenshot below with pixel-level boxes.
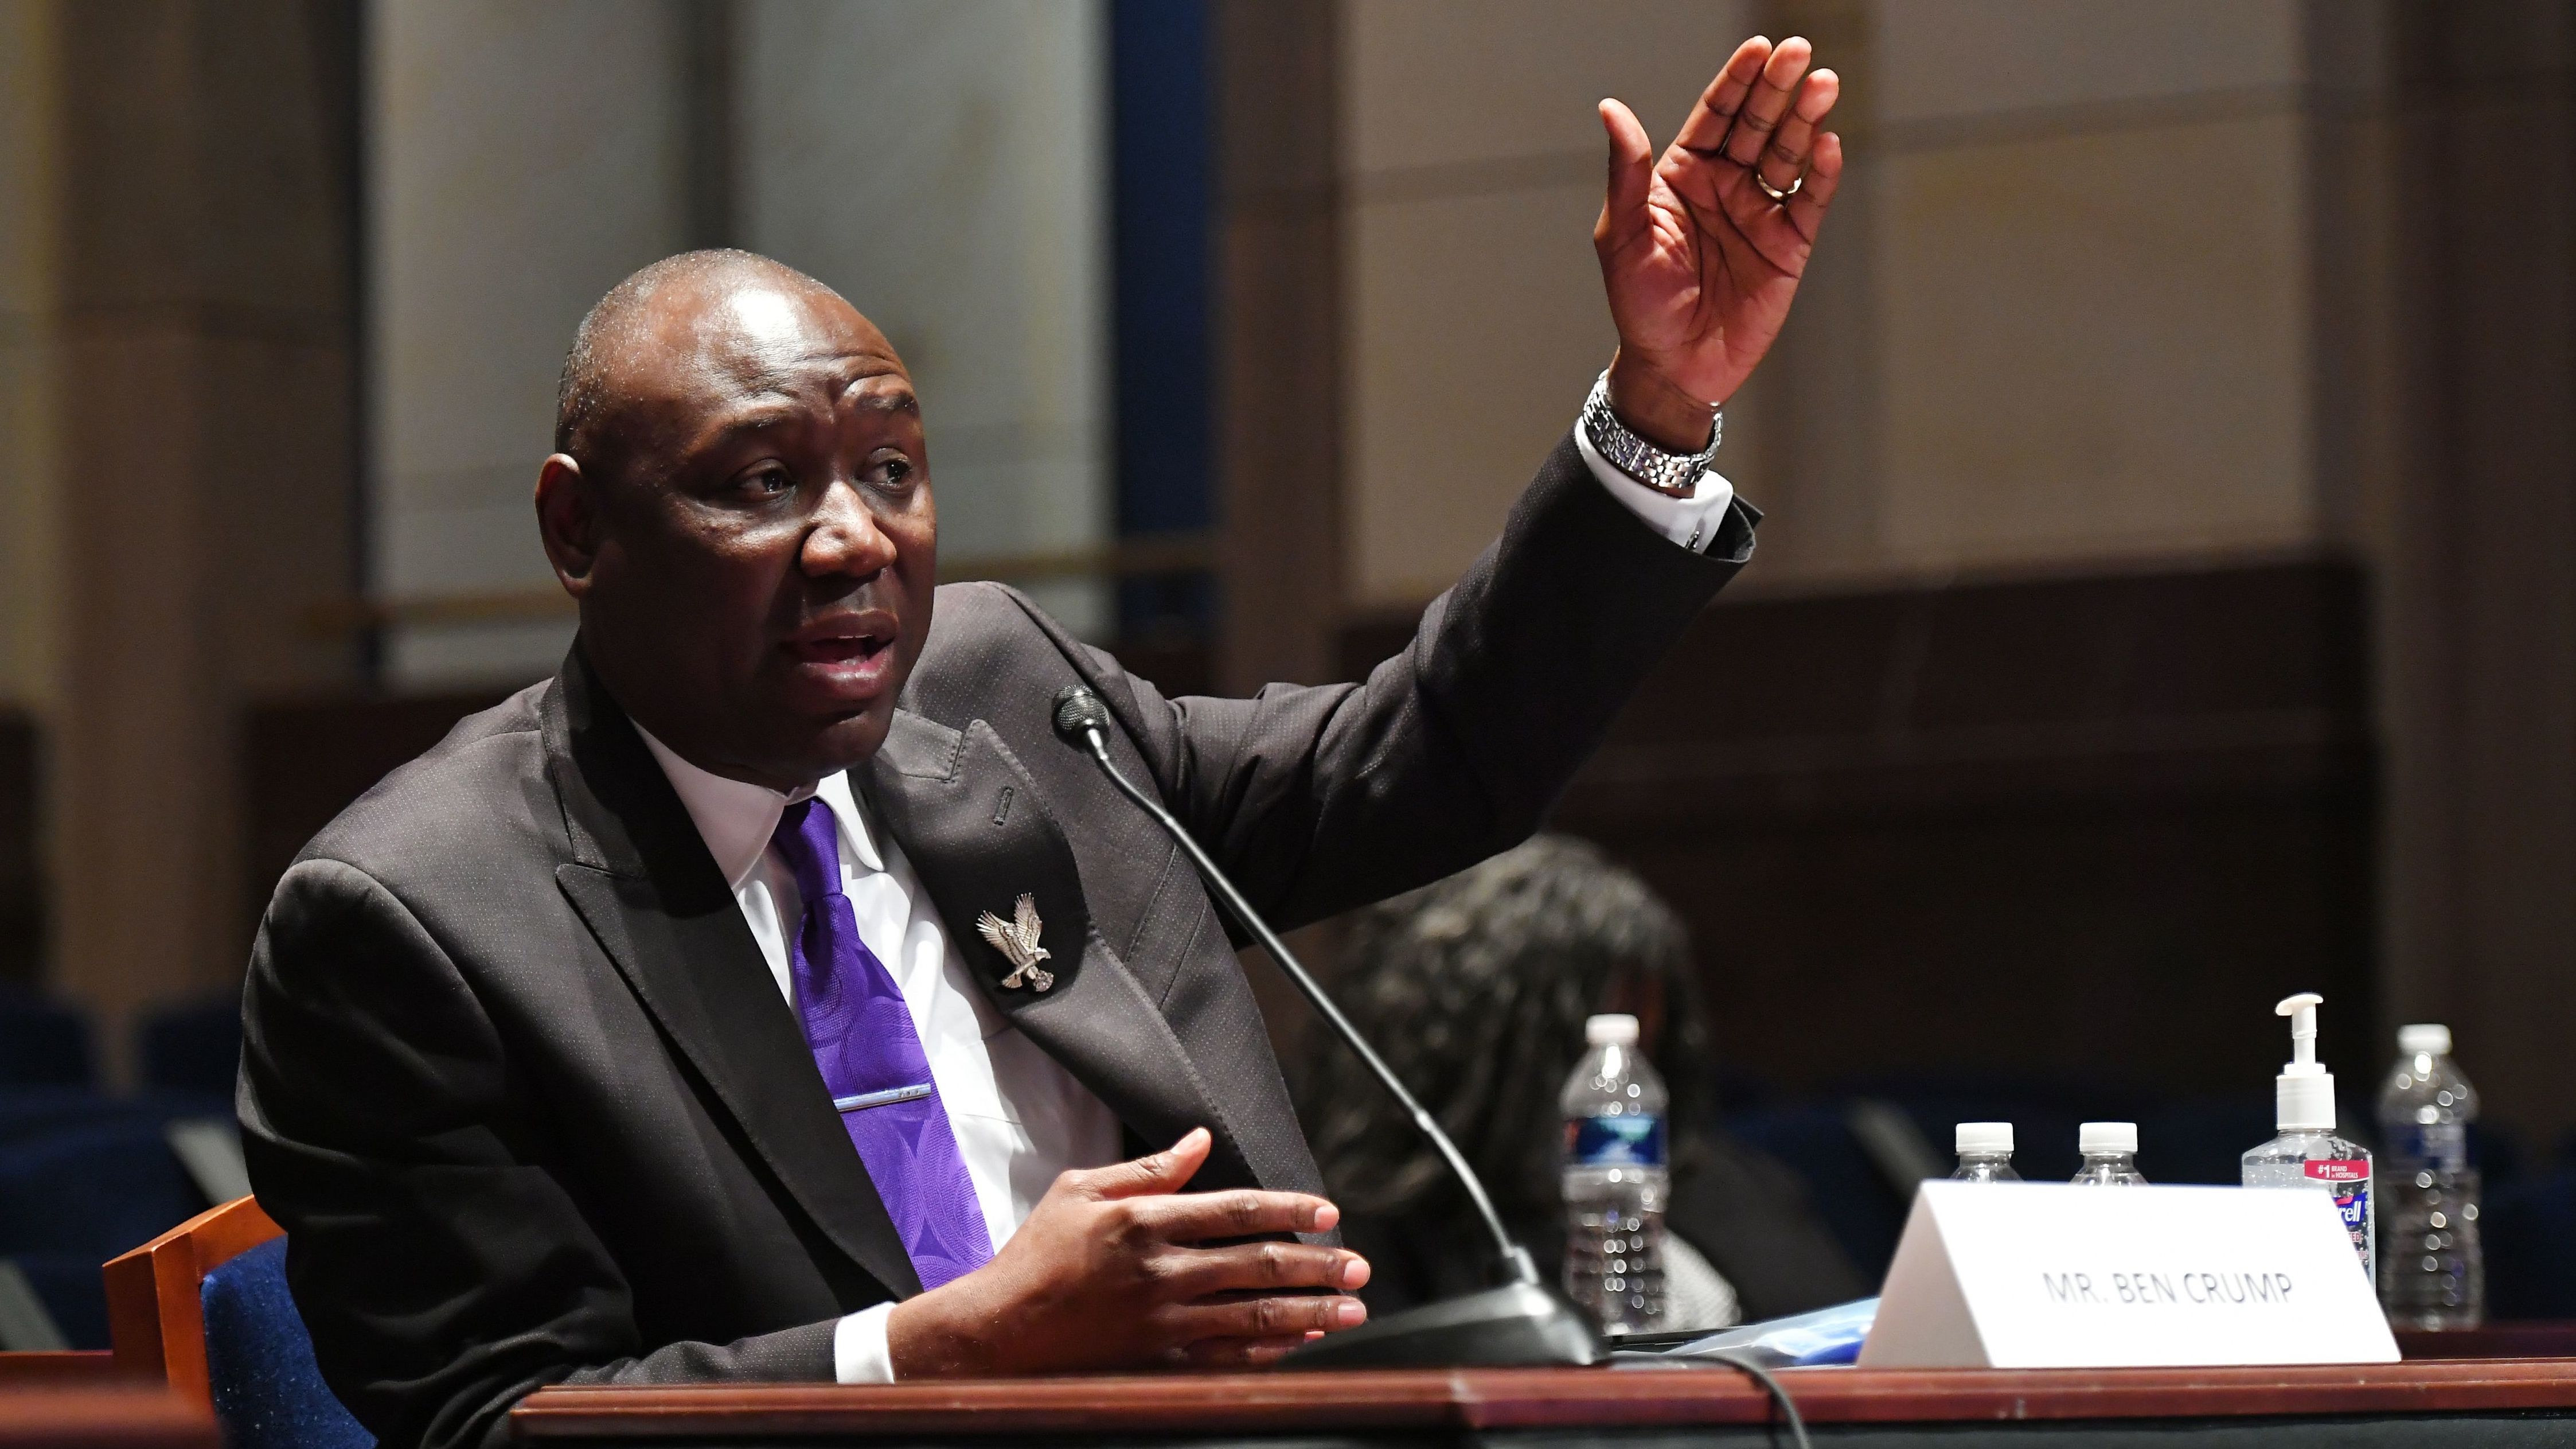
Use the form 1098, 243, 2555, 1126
1692, 1350, 1812, 1449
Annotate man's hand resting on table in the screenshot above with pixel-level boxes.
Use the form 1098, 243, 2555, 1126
886, 1129, 1369, 1375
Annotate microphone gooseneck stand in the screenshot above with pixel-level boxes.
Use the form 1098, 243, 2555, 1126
1051, 685, 1602, 1369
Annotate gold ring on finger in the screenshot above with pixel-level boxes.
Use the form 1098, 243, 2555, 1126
1754, 170, 1803, 202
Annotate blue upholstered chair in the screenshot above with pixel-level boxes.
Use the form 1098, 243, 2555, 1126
106, 1195, 370, 1449
1725, 1105, 1912, 1279
0, 1121, 209, 1259
2485, 1164, 2576, 1321
0, 987, 94, 1086
137, 996, 246, 1100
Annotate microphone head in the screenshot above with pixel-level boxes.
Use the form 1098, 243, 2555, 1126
1052, 684, 1111, 743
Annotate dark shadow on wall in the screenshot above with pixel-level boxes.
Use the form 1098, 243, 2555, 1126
0, 710, 37, 988
1338, 556, 2377, 1108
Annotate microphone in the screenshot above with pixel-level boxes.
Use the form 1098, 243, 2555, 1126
1052, 684, 1601, 1369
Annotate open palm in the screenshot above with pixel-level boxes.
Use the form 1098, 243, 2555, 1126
1595, 37, 1843, 424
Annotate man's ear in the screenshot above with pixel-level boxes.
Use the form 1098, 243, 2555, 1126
535, 453, 600, 597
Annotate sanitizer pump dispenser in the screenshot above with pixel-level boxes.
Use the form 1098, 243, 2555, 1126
2242, 992, 2375, 1281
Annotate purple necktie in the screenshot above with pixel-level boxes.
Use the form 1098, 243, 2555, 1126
771, 797, 993, 1290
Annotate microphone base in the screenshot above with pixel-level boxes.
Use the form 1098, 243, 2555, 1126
1275, 1282, 1605, 1370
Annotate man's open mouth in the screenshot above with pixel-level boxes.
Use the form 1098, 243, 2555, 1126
787, 633, 891, 664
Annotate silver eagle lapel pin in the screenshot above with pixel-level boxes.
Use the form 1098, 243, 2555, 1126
975, 893, 1055, 992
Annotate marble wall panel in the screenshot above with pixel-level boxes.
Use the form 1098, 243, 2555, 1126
1873, 112, 2313, 571
1875, 0, 2301, 124
2, 0, 57, 714
1344, 0, 1758, 176
369, 0, 687, 684
737, 0, 1112, 638
1345, 179, 1611, 605
1336, 0, 1761, 609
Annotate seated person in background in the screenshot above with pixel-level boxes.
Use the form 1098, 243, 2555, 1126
1295, 835, 1865, 1330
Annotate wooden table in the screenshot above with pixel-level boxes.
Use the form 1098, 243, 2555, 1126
514, 1354, 2576, 1447
0, 1385, 214, 1449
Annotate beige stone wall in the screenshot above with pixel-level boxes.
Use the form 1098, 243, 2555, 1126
1865, 0, 2314, 575
1337, 0, 2339, 601
737, 0, 1114, 637
368, 0, 690, 684
1338, 0, 1762, 608
35, 0, 360, 1066
0, 0, 57, 714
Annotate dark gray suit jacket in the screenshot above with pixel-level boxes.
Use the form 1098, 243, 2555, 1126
238, 437, 1754, 1449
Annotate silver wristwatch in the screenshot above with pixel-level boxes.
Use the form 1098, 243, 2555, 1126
1580, 369, 1721, 497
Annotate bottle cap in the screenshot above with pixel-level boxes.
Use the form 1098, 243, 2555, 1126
2398, 1023, 2453, 1057
1955, 1121, 2013, 1155
2274, 992, 2336, 1131
1584, 1014, 1640, 1046
2078, 1121, 2137, 1155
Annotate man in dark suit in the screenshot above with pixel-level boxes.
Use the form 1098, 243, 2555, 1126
240, 36, 1843, 1449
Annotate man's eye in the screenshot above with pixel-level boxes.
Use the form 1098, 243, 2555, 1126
870, 457, 915, 489
742, 467, 792, 497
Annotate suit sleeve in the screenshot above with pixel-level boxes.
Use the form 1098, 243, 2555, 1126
238, 858, 836, 1449
1085, 432, 1754, 933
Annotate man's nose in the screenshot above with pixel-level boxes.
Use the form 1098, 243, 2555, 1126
801, 480, 899, 578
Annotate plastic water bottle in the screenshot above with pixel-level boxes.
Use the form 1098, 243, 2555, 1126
2070, 1122, 2147, 1185
2243, 992, 2374, 1283
1560, 1013, 1667, 1335
2377, 1023, 2483, 1329
1950, 1122, 2020, 1181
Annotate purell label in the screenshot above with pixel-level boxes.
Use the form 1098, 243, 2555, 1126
2305, 1160, 2371, 1253
1567, 1113, 1666, 1169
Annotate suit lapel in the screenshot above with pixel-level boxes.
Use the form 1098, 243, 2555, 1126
542, 649, 922, 1300
863, 709, 1255, 1185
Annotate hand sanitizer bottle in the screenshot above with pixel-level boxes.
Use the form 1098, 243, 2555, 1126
2242, 992, 2374, 1282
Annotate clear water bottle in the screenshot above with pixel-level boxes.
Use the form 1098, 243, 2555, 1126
2070, 1122, 2147, 1185
1560, 1013, 1668, 1335
2377, 1023, 2483, 1329
1950, 1122, 2020, 1181
2243, 993, 2374, 1283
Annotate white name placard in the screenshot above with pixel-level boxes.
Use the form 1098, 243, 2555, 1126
1858, 1181, 2398, 1369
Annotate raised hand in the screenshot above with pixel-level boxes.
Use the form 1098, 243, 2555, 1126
1594, 36, 1843, 450
885, 1128, 1370, 1375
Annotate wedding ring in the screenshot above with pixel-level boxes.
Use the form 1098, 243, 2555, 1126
1753, 169, 1803, 202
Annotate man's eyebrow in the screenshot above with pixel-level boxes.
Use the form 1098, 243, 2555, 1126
839, 373, 919, 412
694, 402, 802, 447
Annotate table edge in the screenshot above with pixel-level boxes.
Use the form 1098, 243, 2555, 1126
510, 1360, 2576, 1438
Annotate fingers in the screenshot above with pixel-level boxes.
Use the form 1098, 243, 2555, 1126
1596, 98, 1655, 245
1172, 1335, 1314, 1368
1722, 36, 1815, 168
1672, 36, 1775, 154
1755, 68, 1840, 194
1079, 1127, 1212, 1201
1158, 1240, 1371, 1300
1172, 1291, 1369, 1346
1131, 1186, 1340, 1242
1786, 131, 1844, 242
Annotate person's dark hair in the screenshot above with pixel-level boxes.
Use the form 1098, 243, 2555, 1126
1294, 834, 1715, 1227
552, 248, 836, 469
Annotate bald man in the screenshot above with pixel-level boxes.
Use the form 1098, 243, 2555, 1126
241, 37, 1842, 1449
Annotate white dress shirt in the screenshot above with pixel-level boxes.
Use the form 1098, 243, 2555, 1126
634, 730, 1125, 1385
1575, 410, 1737, 553
631, 404, 1736, 1382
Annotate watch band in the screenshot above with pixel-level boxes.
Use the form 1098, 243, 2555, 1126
1580, 369, 1722, 497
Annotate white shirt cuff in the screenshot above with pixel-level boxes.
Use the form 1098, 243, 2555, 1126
1574, 410, 1737, 554
833, 1303, 898, 1384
